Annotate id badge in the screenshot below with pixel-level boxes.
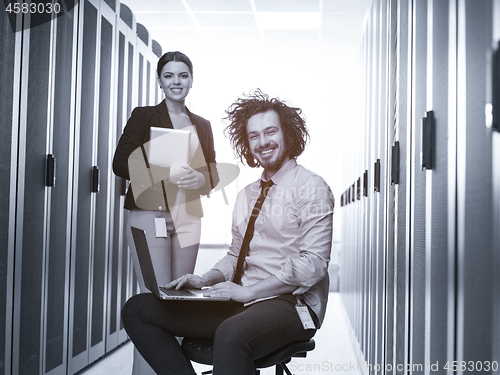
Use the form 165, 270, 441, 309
154, 217, 168, 238
295, 298, 316, 330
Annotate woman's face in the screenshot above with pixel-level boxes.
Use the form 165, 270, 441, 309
158, 61, 193, 103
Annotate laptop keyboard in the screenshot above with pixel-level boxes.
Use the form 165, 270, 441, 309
159, 287, 197, 297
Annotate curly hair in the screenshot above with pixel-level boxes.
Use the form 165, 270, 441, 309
224, 89, 309, 167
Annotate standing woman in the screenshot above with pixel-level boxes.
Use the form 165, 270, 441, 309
113, 51, 219, 374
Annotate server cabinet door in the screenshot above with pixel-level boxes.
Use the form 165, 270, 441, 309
360, 5, 374, 362
409, 0, 428, 372
106, 26, 125, 353
88, 0, 116, 363
384, 1, 398, 371
370, 1, 389, 372
492, 0, 500, 367
385, 0, 412, 373
10, 6, 61, 375
427, 0, 456, 369
44, 3, 79, 375
106, 18, 135, 351
0, 8, 22, 375
456, 0, 495, 371
68, 0, 99, 372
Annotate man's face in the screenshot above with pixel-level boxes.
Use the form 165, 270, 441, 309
247, 110, 291, 177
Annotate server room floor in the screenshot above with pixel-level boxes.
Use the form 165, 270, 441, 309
78, 293, 361, 375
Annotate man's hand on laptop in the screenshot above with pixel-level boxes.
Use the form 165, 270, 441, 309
165, 269, 226, 293
201, 281, 252, 303
165, 274, 206, 290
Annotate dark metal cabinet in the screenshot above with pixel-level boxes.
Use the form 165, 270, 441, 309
456, 0, 495, 369
0, 8, 21, 375
340, 1, 498, 374
1, 0, 161, 374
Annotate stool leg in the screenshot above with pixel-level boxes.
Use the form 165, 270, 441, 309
280, 363, 294, 375
275, 363, 284, 375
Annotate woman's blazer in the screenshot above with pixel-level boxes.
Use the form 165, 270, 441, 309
113, 100, 219, 216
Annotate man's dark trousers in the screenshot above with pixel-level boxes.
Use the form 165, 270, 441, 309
121, 293, 317, 375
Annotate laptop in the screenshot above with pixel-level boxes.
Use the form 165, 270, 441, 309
131, 226, 230, 301
148, 127, 191, 167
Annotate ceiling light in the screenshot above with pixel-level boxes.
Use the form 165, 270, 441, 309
255, 12, 321, 29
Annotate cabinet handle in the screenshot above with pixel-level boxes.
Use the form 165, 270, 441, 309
363, 170, 368, 197
374, 159, 380, 192
491, 41, 500, 132
391, 141, 400, 185
421, 110, 435, 169
92, 166, 100, 193
45, 154, 56, 187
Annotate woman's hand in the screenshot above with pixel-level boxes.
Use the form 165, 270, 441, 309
202, 281, 254, 303
169, 165, 206, 189
165, 274, 207, 290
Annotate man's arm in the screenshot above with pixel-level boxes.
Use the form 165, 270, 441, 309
274, 176, 334, 293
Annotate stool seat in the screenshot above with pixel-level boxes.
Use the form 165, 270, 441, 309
181, 337, 315, 373
181, 338, 215, 366
254, 339, 315, 368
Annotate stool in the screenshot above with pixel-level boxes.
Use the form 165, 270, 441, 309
181, 338, 315, 375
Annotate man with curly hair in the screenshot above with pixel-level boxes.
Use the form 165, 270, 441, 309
121, 90, 335, 375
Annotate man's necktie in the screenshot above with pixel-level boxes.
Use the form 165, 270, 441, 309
233, 179, 274, 285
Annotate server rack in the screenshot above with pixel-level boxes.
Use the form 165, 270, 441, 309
455, 1, 495, 372
90, 0, 117, 365
12, 6, 69, 375
492, 0, 500, 368
427, 0, 456, 369
375, 1, 389, 372
67, 0, 111, 371
408, 0, 427, 373
0, 8, 22, 375
1, 0, 162, 373
105, 2, 135, 353
44, 2, 79, 374
340, 1, 498, 374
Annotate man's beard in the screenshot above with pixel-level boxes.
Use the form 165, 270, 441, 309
256, 146, 287, 173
